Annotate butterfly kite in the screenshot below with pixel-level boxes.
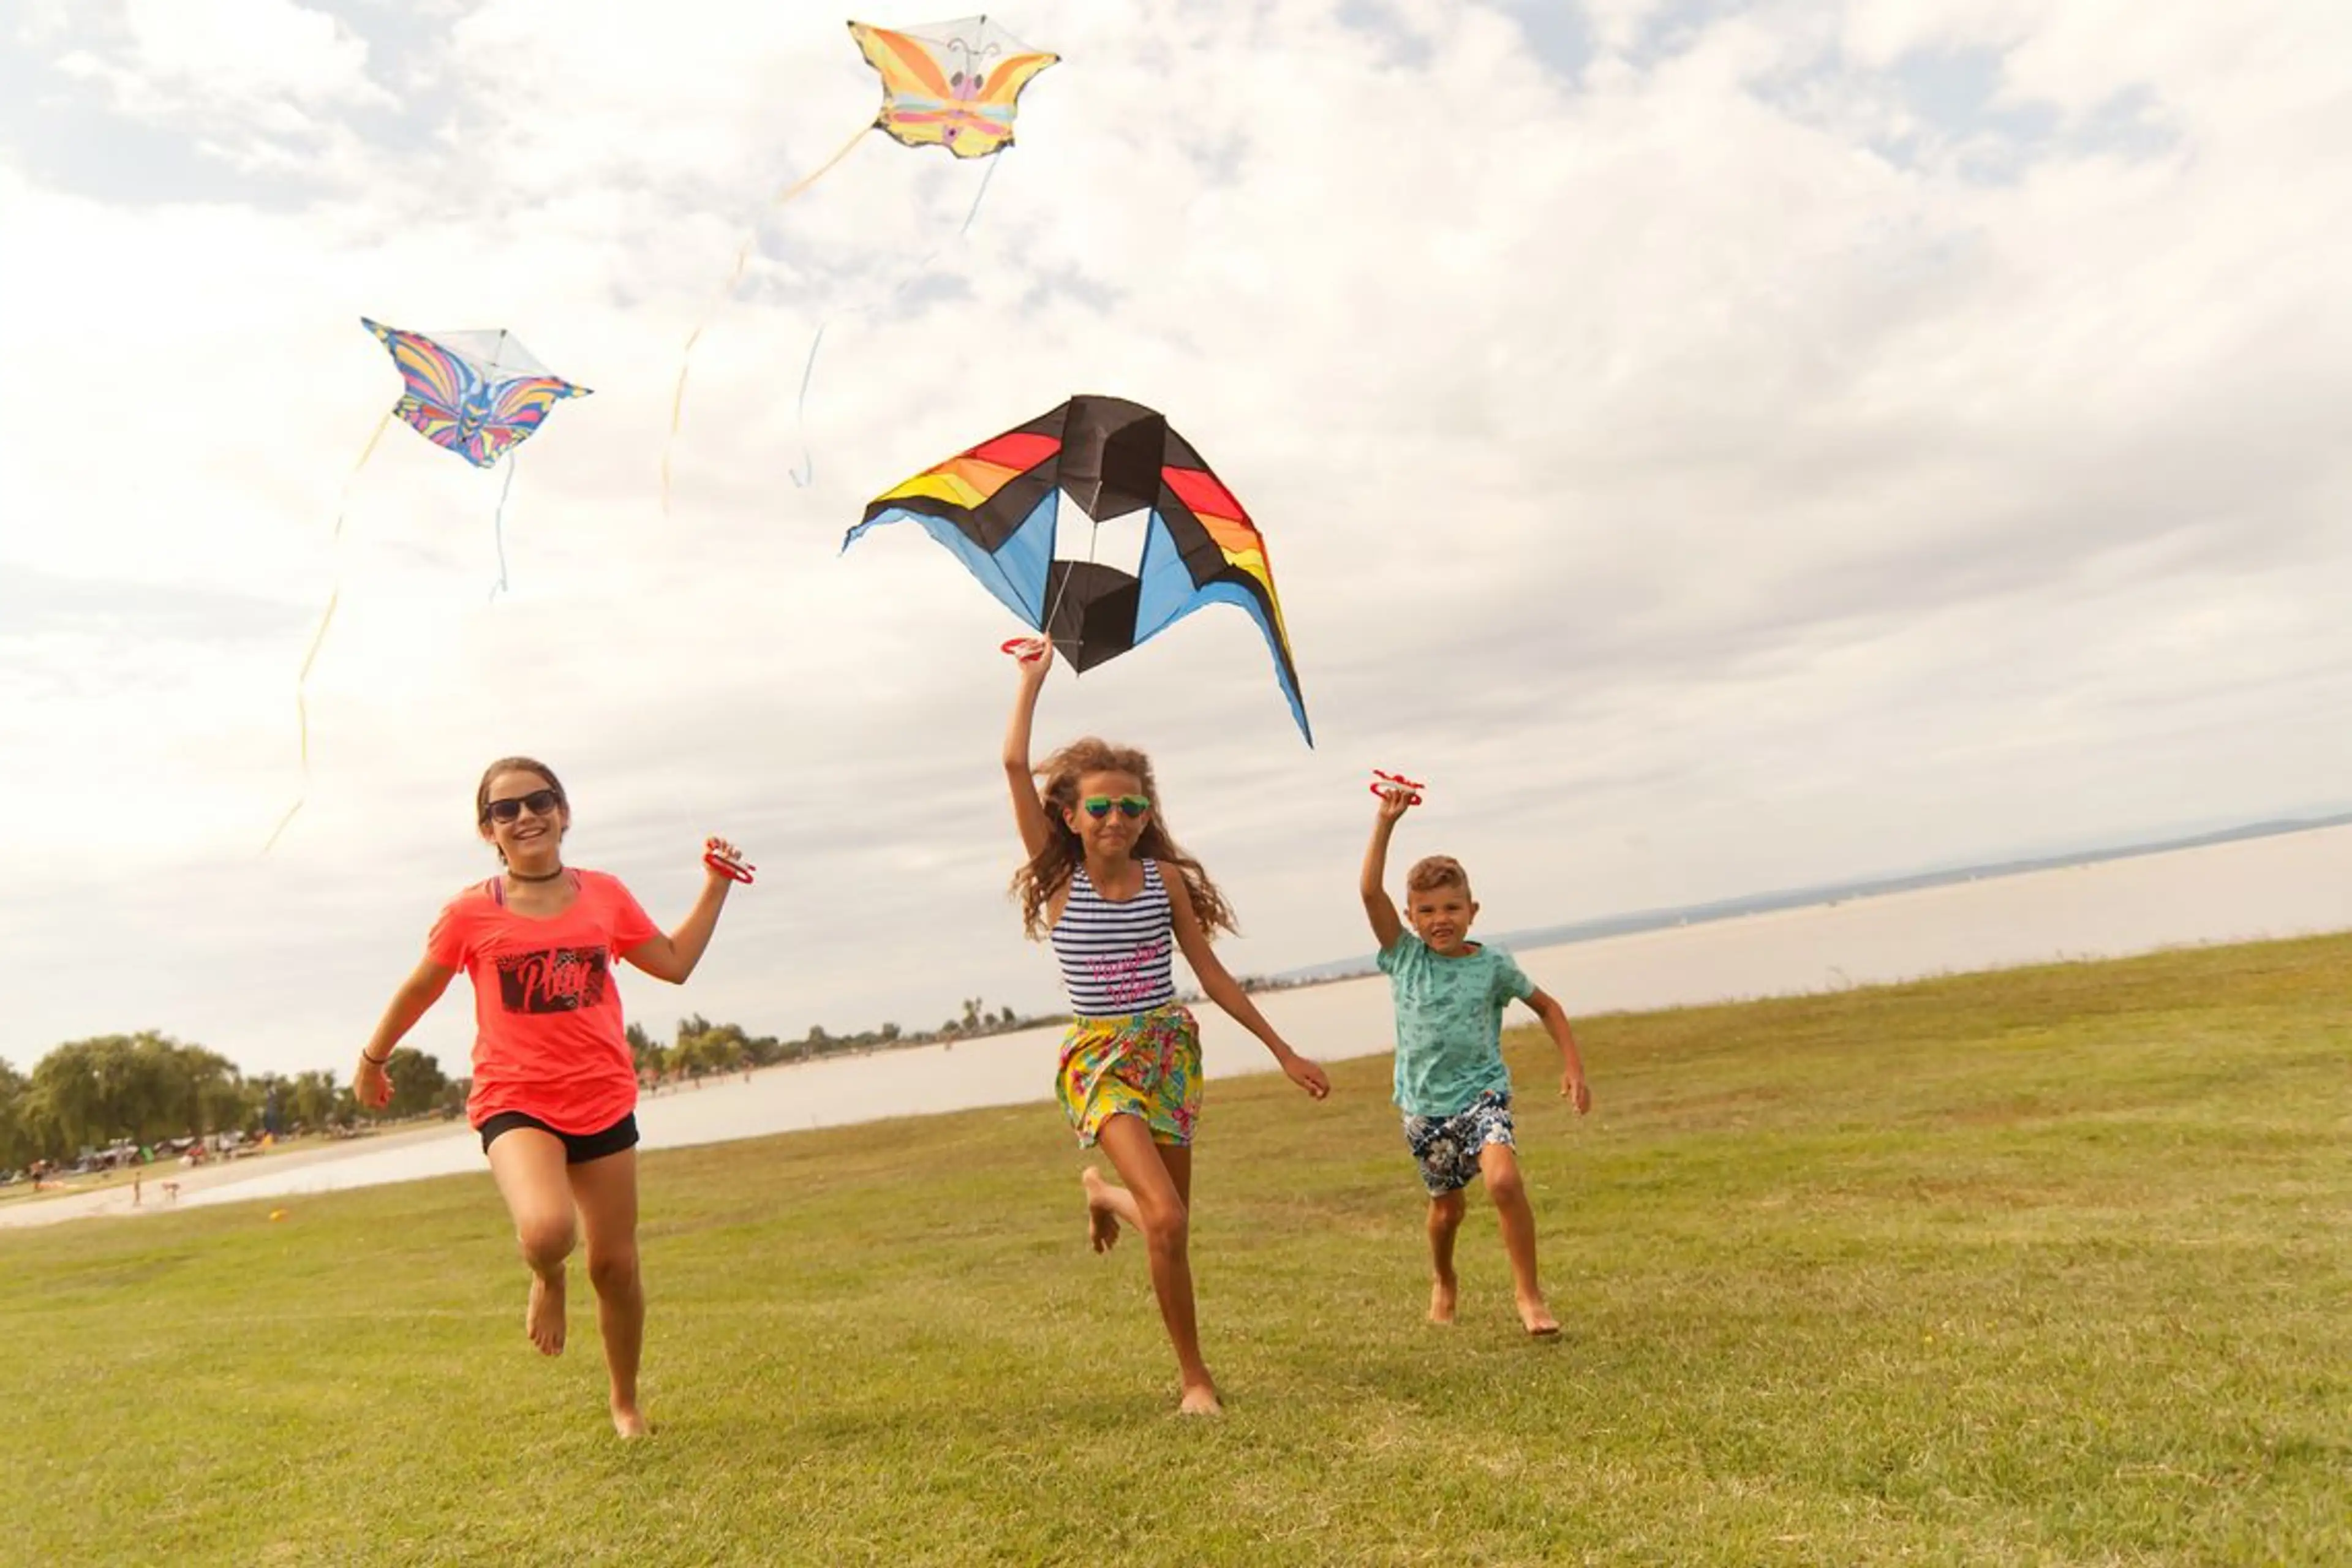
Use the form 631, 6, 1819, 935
363, 318, 590, 472
265, 320, 590, 851
851, 15, 1059, 159
843, 395, 1313, 745
663, 15, 1059, 510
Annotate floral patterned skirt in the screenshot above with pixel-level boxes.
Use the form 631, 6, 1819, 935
1055, 1003, 1202, 1148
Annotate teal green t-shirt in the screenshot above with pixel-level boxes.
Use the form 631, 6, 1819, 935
1378, 933, 1537, 1117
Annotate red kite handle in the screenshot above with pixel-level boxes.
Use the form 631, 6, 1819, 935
1370, 769, 1425, 805
1001, 636, 1050, 663
704, 837, 755, 884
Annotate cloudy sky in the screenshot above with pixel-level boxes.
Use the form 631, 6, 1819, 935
3, 0, 2348, 1081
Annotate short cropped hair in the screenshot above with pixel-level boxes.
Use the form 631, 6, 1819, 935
1404, 854, 1471, 898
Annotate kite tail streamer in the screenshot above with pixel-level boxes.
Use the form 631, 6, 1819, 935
957, 151, 1001, 237
786, 323, 829, 488
488, 453, 519, 602
789, 153, 1004, 490
662, 123, 872, 518
263, 406, 394, 854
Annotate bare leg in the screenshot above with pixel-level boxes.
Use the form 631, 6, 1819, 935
569, 1147, 649, 1438
1081, 1166, 1135, 1252
1480, 1144, 1558, 1335
1091, 1115, 1220, 1414
1426, 1190, 1466, 1324
486, 1129, 576, 1356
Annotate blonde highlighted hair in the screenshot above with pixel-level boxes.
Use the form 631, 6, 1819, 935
1405, 854, 1471, 899
1011, 737, 1237, 940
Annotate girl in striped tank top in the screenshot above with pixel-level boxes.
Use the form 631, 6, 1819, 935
1002, 638, 1330, 1417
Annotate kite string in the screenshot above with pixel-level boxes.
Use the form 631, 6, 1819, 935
662, 123, 872, 518
263, 405, 396, 854
788, 151, 1004, 489
1036, 498, 1101, 668
488, 452, 519, 602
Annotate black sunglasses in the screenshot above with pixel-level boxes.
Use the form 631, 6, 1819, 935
483, 788, 562, 823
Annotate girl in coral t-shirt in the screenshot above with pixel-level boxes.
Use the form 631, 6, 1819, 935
355, 755, 748, 1439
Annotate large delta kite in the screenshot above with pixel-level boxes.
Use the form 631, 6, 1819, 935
843, 395, 1312, 745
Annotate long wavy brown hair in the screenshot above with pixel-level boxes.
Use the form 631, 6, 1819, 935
1012, 737, 1236, 940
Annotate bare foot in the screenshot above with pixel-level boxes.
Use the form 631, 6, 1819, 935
611, 1403, 650, 1439
1428, 1275, 1458, 1325
1518, 1296, 1561, 1337
1178, 1381, 1224, 1416
1080, 1167, 1121, 1254
526, 1270, 567, 1355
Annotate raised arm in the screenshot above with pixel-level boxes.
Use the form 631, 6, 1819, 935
620, 842, 744, 984
1360, 786, 1413, 951
1002, 636, 1056, 861
1163, 867, 1330, 1100
355, 954, 458, 1107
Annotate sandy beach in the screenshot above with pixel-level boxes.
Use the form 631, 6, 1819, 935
0, 1119, 474, 1231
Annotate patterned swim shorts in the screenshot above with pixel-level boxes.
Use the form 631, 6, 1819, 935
1401, 1088, 1516, 1196
1055, 1003, 1202, 1148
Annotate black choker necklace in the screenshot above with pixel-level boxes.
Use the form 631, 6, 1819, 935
507, 865, 567, 883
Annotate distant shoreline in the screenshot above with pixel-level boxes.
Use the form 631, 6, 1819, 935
1270, 809, 2352, 987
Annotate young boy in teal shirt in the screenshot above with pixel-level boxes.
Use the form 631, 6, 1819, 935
1362, 783, 1591, 1333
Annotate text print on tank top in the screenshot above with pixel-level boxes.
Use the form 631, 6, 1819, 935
1051, 861, 1177, 1017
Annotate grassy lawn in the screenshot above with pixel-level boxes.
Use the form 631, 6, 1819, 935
2, 935, 2346, 1565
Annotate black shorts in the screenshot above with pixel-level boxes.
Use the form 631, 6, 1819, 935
478, 1110, 639, 1164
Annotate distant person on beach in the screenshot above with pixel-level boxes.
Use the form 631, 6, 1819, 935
1001, 637, 1331, 1415
354, 755, 749, 1439
1361, 783, 1590, 1335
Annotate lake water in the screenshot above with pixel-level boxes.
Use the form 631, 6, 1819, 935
69, 824, 2352, 1218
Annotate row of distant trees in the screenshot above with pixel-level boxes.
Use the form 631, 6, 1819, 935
0, 1031, 466, 1171
1, 998, 1066, 1171
635, 996, 1054, 1080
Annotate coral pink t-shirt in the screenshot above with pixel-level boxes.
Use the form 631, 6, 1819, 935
424, 869, 659, 1134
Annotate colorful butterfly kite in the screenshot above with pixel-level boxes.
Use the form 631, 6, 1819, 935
363, 318, 591, 470
843, 395, 1313, 745
265, 320, 590, 852
662, 15, 1058, 511
852, 16, 1060, 159
355, 318, 590, 594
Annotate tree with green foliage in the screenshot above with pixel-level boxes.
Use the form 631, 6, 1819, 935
290, 1069, 342, 1129
626, 1022, 662, 1077
27, 1033, 244, 1151
380, 1047, 448, 1118
669, 1017, 749, 1079
0, 1060, 36, 1170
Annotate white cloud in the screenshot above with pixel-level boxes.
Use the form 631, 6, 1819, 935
2, 0, 2349, 1080
1581, 0, 1667, 55
118, 0, 387, 107
32, 0, 393, 176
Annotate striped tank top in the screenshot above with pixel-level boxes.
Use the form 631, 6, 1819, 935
1050, 860, 1177, 1017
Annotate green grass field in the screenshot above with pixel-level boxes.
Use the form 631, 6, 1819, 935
3, 936, 2346, 1566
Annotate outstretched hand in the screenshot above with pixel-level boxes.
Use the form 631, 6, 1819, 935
703, 836, 754, 884
1005, 635, 1054, 685
1373, 784, 1417, 823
